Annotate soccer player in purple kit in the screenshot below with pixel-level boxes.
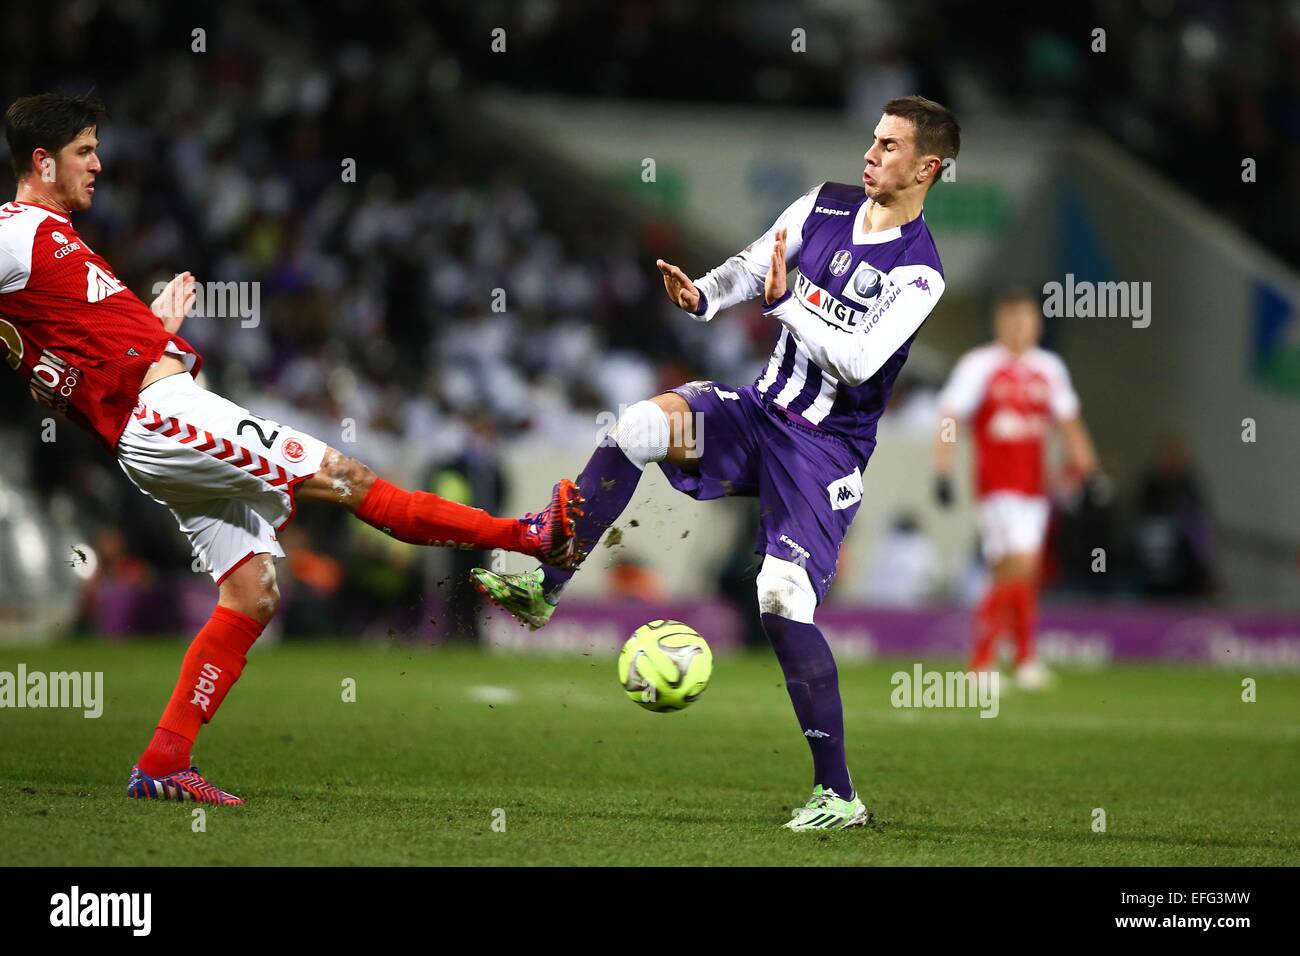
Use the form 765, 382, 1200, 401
472, 95, 959, 830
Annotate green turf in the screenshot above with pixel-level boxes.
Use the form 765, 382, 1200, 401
1, 641, 1297, 865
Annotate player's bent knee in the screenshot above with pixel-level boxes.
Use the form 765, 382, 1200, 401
314, 448, 377, 506
756, 554, 817, 624
219, 555, 280, 625
651, 391, 690, 418
651, 392, 699, 465
254, 578, 281, 623
612, 400, 670, 468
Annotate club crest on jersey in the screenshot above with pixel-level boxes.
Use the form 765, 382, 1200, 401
794, 273, 871, 331
829, 249, 852, 276
280, 436, 307, 463
85, 262, 125, 302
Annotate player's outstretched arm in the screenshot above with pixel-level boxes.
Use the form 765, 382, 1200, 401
656, 259, 700, 312
764, 228, 788, 305
150, 271, 196, 334
664, 184, 819, 322
932, 352, 982, 508
932, 427, 957, 508
1060, 415, 1099, 477
1044, 354, 1097, 478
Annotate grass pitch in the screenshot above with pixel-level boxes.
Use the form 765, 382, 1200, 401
1, 641, 1297, 866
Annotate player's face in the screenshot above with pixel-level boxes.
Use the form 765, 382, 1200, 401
994, 301, 1042, 353
862, 114, 936, 202
46, 128, 101, 211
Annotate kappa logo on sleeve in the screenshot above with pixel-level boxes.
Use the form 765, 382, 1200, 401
826, 467, 863, 511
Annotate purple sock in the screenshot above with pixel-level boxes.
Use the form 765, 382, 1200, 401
760, 613, 853, 799
541, 442, 645, 601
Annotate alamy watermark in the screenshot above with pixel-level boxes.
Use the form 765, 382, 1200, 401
150, 279, 261, 328
594, 403, 705, 459
1042, 274, 1151, 328
49, 886, 150, 935
0, 664, 103, 718
890, 664, 1000, 718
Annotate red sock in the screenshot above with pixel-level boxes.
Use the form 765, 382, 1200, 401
970, 582, 1012, 671
138, 606, 264, 777
356, 478, 528, 553
1007, 578, 1039, 666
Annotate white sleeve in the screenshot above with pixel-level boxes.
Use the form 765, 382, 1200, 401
0, 246, 32, 294
1045, 353, 1081, 420
937, 349, 992, 421
763, 263, 945, 387
689, 185, 819, 322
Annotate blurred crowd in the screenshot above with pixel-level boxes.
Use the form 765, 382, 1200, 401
0, 1, 1231, 637
444, 0, 1300, 268
0, 1, 782, 637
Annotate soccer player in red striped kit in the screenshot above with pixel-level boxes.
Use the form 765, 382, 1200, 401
0, 92, 583, 805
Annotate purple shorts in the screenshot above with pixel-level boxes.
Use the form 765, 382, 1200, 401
658, 381, 871, 602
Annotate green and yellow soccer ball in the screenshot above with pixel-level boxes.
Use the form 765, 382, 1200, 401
617, 620, 713, 712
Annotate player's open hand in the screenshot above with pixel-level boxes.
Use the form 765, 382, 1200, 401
151, 271, 197, 334
656, 259, 700, 312
765, 228, 788, 305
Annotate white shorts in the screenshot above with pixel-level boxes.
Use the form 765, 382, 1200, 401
976, 492, 1049, 563
116, 372, 329, 583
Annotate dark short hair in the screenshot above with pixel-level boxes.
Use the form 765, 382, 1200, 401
882, 95, 961, 167
992, 286, 1040, 314
4, 91, 107, 178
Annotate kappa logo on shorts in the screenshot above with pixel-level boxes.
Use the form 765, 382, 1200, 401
779, 534, 811, 561
826, 467, 863, 511
280, 436, 306, 463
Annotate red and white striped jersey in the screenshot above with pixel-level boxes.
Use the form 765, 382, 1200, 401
0, 200, 201, 450
938, 342, 1079, 498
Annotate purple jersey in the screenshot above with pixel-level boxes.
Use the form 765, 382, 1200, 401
694, 181, 946, 462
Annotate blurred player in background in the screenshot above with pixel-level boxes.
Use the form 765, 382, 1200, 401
933, 289, 1098, 689
0, 92, 583, 805
474, 95, 959, 830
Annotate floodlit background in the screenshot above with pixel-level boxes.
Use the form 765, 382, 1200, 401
0, 0, 1297, 667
